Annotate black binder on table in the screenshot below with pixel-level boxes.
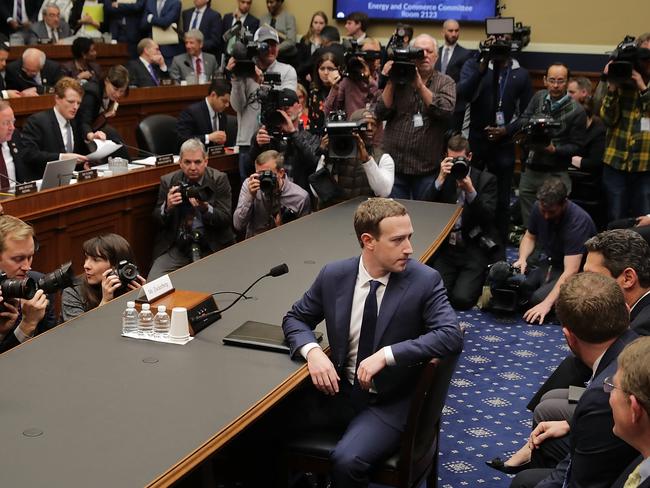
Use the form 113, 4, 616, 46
223, 321, 323, 353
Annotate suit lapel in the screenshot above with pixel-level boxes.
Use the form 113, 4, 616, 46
200, 101, 212, 133
49, 110, 66, 152
374, 270, 410, 350
334, 258, 358, 363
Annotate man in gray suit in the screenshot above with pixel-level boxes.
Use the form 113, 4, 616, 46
29, 3, 71, 44
169, 29, 218, 84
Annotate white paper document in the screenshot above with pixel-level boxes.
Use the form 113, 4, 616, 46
87, 139, 123, 160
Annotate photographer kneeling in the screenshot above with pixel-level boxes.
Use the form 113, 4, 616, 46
233, 150, 310, 238
148, 139, 235, 280
61, 234, 146, 322
311, 108, 394, 207
429, 135, 499, 310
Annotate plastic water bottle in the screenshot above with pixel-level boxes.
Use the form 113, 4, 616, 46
138, 303, 154, 336
153, 305, 170, 338
122, 301, 138, 335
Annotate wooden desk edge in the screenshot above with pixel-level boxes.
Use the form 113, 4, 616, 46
418, 205, 462, 263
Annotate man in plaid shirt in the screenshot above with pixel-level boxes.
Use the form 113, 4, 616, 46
601, 41, 650, 220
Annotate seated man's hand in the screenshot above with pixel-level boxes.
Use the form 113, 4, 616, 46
61, 153, 89, 164
208, 130, 227, 145
523, 300, 552, 325
6, 89, 22, 98
571, 155, 582, 169
256, 126, 272, 146
87, 131, 107, 141
381, 60, 393, 77
306, 347, 340, 395
151, 53, 165, 68
636, 215, 650, 227
166, 185, 183, 211
0, 295, 19, 336
21, 88, 38, 97
436, 157, 453, 185
512, 259, 527, 275
528, 421, 570, 450
485, 125, 507, 142
19, 289, 48, 337
357, 349, 387, 390
248, 173, 260, 197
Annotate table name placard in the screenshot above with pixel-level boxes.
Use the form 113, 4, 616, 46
78, 169, 98, 181
155, 154, 174, 166
15, 182, 38, 196
208, 145, 225, 157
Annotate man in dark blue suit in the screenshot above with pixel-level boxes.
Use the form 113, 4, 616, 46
140, 0, 182, 64
222, 0, 258, 36
283, 197, 463, 488
103, 0, 145, 59
180, 0, 222, 59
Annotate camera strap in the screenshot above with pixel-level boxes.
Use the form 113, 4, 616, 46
496, 65, 511, 111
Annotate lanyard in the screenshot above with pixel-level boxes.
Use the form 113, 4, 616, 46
497, 65, 511, 110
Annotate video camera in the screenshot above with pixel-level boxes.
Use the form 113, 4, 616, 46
484, 261, 527, 312
341, 39, 381, 83
325, 111, 367, 159
521, 117, 561, 147
223, 21, 268, 78
606, 35, 650, 84
478, 17, 531, 63
178, 181, 214, 203
385, 26, 424, 85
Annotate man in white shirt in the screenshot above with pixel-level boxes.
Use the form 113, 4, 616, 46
0, 101, 21, 187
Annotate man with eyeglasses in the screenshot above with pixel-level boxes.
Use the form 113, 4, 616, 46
607, 336, 650, 488
0, 101, 32, 188
512, 62, 587, 227
0, 215, 57, 354
509, 272, 638, 488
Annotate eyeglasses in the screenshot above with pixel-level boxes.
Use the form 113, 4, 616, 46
0, 119, 15, 128
603, 376, 620, 394
546, 78, 567, 86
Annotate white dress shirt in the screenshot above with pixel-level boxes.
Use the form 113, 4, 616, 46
189, 5, 206, 30
1, 141, 17, 187
204, 98, 219, 144
53, 106, 74, 157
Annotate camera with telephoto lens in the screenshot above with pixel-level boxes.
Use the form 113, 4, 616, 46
325, 110, 367, 159
478, 17, 531, 63
0, 272, 37, 300
450, 156, 470, 180
341, 39, 381, 83
606, 35, 650, 84
37, 262, 75, 294
522, 117, 562, 147
177, 229, 204, 263
178, 181, 214, 203
386, 27, 424, 85
257, 170, 277, 196
223, 21, 268, 78
484, 261, 528, 312
255, 74, 295, 141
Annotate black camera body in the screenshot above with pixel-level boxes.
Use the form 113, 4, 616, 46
607, 35, 650, 84
257, 170, 278, 195
325, 111, 367, 159
341, 39, 380, 82
256, 79, 293, 140
386, 28, 424, 85
523, 117, 561, 147
468, 226, 498, 252
450, 156, 470, 180
224, 21, 268, 78
478, 17, 531, 63
485, 261, 527, 312
178, 181, 213, 203
115, 260, 139, 286
0, 272, 37, 301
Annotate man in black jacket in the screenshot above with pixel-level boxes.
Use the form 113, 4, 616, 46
0, 101, 31, 186
429, 135, 498, 309
180, 0, 222, 59
5, 47, 62, 94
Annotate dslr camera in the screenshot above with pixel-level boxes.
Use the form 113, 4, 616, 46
449, 156, 470, 179
478, 17, 531, 63
386, 27, 424, 84
325, 110, 367, 159
178, 181, 214, 203
521, 117, 561, 147
114, 260, 139, 288
257, 170, 278, 196
0, 272, 37, 300
606, 35, 650, 84
341, 39, 381, 83
223, 22, 268, 78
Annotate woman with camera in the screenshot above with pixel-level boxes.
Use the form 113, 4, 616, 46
61, 234, 146, 322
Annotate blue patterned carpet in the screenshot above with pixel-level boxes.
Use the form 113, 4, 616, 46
436, 309, 566, 488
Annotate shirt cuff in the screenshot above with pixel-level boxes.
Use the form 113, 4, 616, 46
300, 342, 321, 359
147, 14, 153, 23
466, 190, 477, 204
434, 179, 443, 191
205, 134, 210, 145
383, 345, 395, 366
1, 90, 7, 99
14, 323, 32, 344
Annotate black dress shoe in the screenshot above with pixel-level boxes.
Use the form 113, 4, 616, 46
485, 457, 530, 474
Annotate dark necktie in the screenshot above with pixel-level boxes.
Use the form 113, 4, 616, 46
148, 64, 159, 85
356, 280, 381, 371
16, 0, 23, 23
270, 17, 276, 28
191, 9, 200, 29
0, 144, 10, 190
195, 57, 202, 76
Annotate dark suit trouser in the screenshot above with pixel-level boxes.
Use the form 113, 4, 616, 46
510, 468, 554, 488
432, 242, 488, 310
527, 354, 591, 411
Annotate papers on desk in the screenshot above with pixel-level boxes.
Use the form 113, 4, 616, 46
131, 155, 180, 166
153, 25, 179, 45
122, 331, 193, 345
87, 139, 123, 160
91, 163, 143, 172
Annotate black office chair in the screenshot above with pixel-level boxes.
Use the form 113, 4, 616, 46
225, 113, 238, 147
136, 114, 179, 156
286, 353, 461, 488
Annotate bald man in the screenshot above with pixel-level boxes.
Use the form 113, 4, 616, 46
5, 47, 62, 94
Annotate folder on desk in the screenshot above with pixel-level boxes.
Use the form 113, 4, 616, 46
223, 321, 323, 353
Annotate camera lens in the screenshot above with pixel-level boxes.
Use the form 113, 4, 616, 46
450, 157, 470, 179
117, 260, 139, 283
37, 262, 74, 294
0, 276, 37, 300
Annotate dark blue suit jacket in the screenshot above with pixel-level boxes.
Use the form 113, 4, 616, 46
140, 0, 182, 60
103, 0, 145, 58
181, 7, 222, 58
535, 329, 640, 488
283, 256, 462, 429
222, 12, 259, 35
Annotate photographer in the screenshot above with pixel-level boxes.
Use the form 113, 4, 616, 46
376, 34, 456, 200
312, 108, 394, 205
61, 234, 146, 322
513, 179, 596, 324
0, 216, 57, 354
513, 62, 587, 226
233, 150, 310, 238
600, 39, 650, 220
248, 88, 320, 191
148, 138, 234, 280
429, 135, 498, 310
227, 25, 297, 180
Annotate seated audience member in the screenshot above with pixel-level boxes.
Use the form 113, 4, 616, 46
513, 178, 596, 324
180, 0, 222, 59
313, 108, 394, 204
148, 138, 234, 280
0, 215, 57, 354
376, 34, 456, 201
75, 64, 131, 160
169, 29, 218, 84
249, 88, 319, 191
233, 149, 310, 238
140, 0, 182, 64
430, 135, 498, 310
607, 337, 650, 488
126, 38, 170, 87
29, 2, 71, 44
259, 0, 296, 60
21, 77, 97, 180
306, 51, 339, 135
295, 83, 309, 128
61, 233, 146, 321
282, 197, 462, 488
227, 24, 297, 179
0, 101, 31, 187
512, 62, 587, 227
0, 1, 39, 40
5, 47, 63, 94
508, 273, 638, 488
323, 38, 380, 118
177, 77, 234, 149
0, 42, 25, 99
343, 11, 368, 42
37, 0, 74, 22
61, 37, 102, 84
222, 0, 259, 35
567, 76, 592, 104
298, 10, 327, 56
103, 0, 145, 59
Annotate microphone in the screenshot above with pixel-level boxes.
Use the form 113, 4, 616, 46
196, 263, 289, 321
0, 172, 23, 191
119, 143, 158, 158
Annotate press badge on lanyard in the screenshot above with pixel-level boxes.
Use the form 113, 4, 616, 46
413, 113, 424, 127
641, 117, 650, 132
